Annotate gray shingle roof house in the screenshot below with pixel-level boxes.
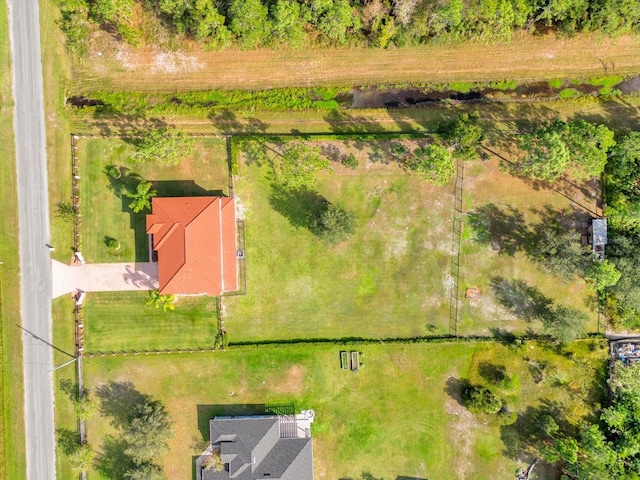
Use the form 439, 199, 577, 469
202, 411, 314, 480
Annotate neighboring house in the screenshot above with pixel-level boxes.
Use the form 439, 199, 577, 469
202, 411, 315, 480
146, 196, 237, 296
590, 218, 608, 261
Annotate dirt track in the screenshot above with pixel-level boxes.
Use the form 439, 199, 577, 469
77, 32, 640, 92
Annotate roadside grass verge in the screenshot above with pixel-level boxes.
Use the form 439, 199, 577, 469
83, 291, 219, 351
41, 0, 75, 264
52, 296, 79, 480
0, 1, 26, 477
72, 32, 640, 92
76, 137, 229, 263
82, 340, 608, 480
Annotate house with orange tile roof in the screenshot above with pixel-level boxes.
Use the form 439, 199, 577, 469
146, 196, 237, 296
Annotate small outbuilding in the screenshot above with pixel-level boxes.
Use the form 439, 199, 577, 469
590, 218, 608, 261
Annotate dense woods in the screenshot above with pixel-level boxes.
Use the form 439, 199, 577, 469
56, 0, 640, 52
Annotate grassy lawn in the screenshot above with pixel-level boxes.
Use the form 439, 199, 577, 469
52, 296, 80, 480
457, 158, 599, 335
73, 32, 640, 92
41, 0, 75, 264
82, 340, 607, 480
225, 140, 452, 341
83, 291, 219, 351
224, 139, 598, 341
77, 137, 229, 263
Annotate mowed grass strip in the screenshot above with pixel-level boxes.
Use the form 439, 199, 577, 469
225, 140, 452, 341
83, 340, 607, 480
76, 32, 640, 91
83, 291, 219, 351
78, 137, 229, 263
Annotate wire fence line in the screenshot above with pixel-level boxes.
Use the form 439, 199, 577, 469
449, 160, 465, 337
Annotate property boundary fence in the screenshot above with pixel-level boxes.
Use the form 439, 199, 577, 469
71, 135, 81, 252
448, 160, 465, 337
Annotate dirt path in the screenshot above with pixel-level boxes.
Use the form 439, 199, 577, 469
77, 33, 640, 92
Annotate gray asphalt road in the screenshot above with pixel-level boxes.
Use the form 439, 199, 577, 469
7, 1, 55, 479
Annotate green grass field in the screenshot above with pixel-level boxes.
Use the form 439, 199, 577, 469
77, 137, 229, 263
225, 140, 452, 341
83, 291, 219, 351
224, 139, 598, 341
82, 340, 607, 480
457, 158, 599, 335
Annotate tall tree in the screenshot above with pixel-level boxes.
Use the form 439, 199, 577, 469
227, 0, 271, 48
123, 401, 172, 465
440, 112, 484, 160
514, 129, 570, 181
132, 127, 195, 166
410, 143, 455, 185
272, 142, 331, 191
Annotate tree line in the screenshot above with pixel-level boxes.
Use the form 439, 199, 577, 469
56, 0, 640, 52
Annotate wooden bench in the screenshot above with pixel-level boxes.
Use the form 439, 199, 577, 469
340, 351, 349, 370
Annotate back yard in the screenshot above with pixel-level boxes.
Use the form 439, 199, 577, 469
223, 139, 599, 341
78, 341, 608, 480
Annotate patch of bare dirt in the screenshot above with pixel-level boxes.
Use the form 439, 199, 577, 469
273, 365, 306, 395
444, 379, 482, 479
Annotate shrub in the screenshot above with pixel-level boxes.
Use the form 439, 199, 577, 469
313, 204, 356, 244
105, 164, 121, 179
341, 153, 358, 169
462, 385, 503, 414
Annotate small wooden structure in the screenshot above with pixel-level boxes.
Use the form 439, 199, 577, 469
350, 351, 360, 372
340, 351, 349, 370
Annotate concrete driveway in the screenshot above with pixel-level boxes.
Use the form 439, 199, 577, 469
52, 260, 159, 298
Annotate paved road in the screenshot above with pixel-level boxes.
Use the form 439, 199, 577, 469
7, 1, 55, 479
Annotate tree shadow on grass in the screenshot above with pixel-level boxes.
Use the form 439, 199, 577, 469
467, 203, 532, 256
499, 399, 569, 477
490, 277, 554, 322
338, 473, 386, 480
151, 179, 223, 198
209, 109, 269, 135
95, 381, 150, 429
444, 377, 472, 408
196, 404, 267, 441
95, 434, 134, 480
269, 187, 327, 233
120, 197, 150, 262
56, 428, 80, 456
106, 167, 142, 198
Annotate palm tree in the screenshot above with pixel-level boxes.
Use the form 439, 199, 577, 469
126, 181, 157, 213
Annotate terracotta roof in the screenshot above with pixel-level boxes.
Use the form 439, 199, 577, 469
146, 197, 237, 296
